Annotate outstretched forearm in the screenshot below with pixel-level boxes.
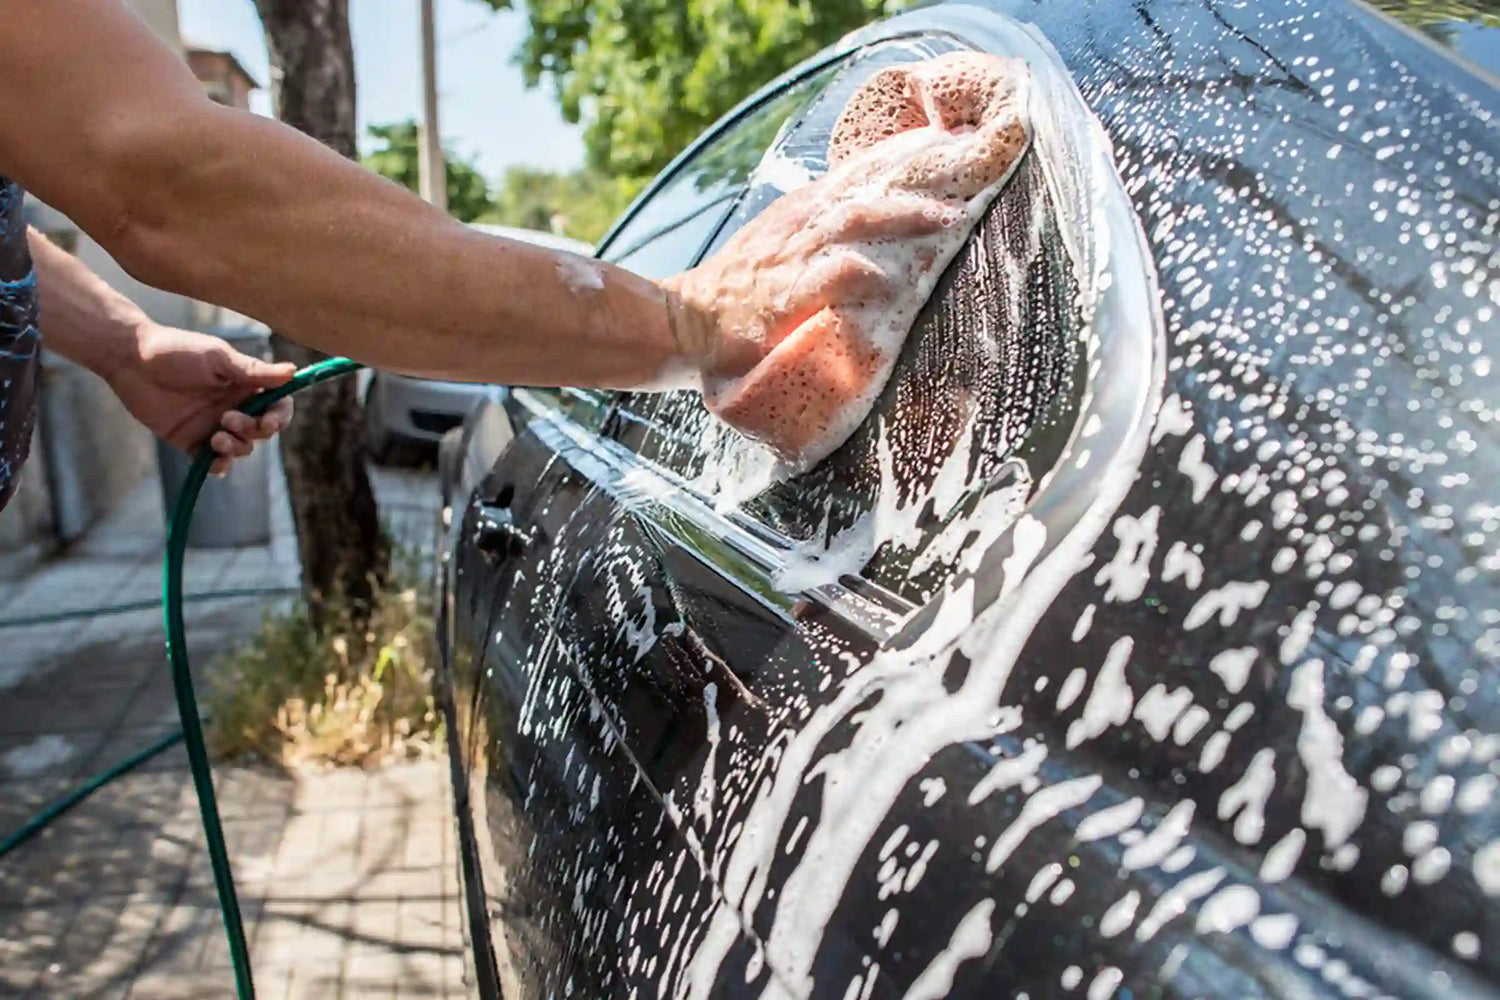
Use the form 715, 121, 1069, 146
96, 107, 700, 388
26, 226, 149, 377
0, 0, 706, 390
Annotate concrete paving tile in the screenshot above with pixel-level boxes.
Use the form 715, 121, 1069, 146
0, 625, 69, 689
124, 968, 239, 999
212, 767, 296, 821
40, 889, 167, 998
0, 677, 149, 736
394, 950, 449, 992
291, 767, 370, 812
0, 902, 67, 995
0, 775, 76, 833
396, 898, 452, 952
1, 471, 458, 998
402, 818, 450, 871
0, 729, 110, 783
73, 607, 167, 645
76, 723, 187, 778
0, 564, 137, 619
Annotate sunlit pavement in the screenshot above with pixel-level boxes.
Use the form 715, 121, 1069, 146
0, 456, 465, 999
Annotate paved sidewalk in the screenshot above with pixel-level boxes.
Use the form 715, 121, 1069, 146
0, 460, 465, 998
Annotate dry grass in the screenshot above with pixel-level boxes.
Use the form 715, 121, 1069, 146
206, 553, 442, 769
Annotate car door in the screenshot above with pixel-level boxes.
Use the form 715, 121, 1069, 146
548, 31, 1113, 998
452, 27, 1126, 998
445, 59, 866, 998
448, 3, 1500, 999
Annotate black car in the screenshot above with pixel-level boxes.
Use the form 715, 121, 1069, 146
435, 1, 1500, 996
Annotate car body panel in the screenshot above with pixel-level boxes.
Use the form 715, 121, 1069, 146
439, 1, 1500, 997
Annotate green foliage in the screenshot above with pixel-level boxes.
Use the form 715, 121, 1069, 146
363, 119, 498, 223
481, 165, 644, 245
476, 0, 901, 180
1369, 0, 1500, 27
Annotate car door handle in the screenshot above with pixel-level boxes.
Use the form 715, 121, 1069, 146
472, 501, 533, 563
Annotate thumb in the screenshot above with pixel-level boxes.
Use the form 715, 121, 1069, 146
225, 354, 297, 389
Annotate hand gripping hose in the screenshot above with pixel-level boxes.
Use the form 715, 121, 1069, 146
0, 357, 364, 1000
165, 357, 363, 999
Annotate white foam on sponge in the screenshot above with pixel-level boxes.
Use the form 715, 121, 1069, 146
703, 58, 1035, 475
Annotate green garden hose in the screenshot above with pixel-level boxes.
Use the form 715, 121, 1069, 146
0, 357, 365, 1000
164, 356, 363, 999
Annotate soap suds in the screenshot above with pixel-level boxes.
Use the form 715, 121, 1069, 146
707, 54, 1034, 472
1121, 800, 1195, 871
1286, 659, 1368, 848
555, 252, 605, 295
672, 16, 1169, 993
1074, 796, 1144, 842
1135, 867, 1225, 941
900, 900, 995, 1000
1099, 891, 1140, 938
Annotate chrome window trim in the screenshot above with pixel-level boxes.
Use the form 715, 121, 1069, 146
511, 387, 915, 646
528, 4, 1165, 653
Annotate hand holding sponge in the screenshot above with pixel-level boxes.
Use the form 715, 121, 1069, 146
668, 52, 1032, 470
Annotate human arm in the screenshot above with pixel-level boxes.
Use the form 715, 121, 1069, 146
27, 227, 295, 473
0, 2, 1025, 463
0, 0, 710, 391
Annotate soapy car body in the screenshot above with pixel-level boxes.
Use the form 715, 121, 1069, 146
436, 2, 1500, 997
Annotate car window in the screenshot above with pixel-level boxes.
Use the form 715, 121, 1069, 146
605, 36, 1085, 608
521, 69, 841, 429
598, 67, 842, 280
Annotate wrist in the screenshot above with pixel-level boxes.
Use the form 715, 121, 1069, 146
659, 273, 756, 383
93, 315, 153, 386
658, 276, 711, 369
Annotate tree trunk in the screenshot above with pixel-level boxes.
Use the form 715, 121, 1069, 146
254, 0, 387, 630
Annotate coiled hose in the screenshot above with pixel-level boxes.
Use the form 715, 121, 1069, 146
1, 357, 364, 1000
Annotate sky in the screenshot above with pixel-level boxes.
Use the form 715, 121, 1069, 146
175, 0, 586, 178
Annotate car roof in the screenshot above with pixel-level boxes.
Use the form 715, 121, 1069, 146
466, 222, 593, 256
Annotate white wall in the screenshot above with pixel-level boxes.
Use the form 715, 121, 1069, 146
125, 0, 185, 54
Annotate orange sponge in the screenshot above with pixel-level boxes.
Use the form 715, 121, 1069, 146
711, 307, 885, 458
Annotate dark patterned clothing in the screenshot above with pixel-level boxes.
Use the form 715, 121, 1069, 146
0, 178, 39, 513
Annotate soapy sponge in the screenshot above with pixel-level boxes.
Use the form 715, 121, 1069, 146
707, 52, 1033, 469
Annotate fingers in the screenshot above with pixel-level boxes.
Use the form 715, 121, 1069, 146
263, 398, 295, 433
779, 250, 889, 333
210, 429, 253, 461
828, 194, 958, 242
208, 395, 293, 475
220, 398, 293, 440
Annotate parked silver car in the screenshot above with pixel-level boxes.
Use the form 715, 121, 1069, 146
361, 224, 592, 461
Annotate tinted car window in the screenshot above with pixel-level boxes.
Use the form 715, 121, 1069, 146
599, 69, 840, 280
524, 71, 840, 430
607, 37, 1083, 606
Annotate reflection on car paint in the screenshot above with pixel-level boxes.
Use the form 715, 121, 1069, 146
446, 0, 1500, 997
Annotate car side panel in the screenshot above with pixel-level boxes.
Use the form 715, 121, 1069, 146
443, 1, 1500, 997
448, 405, 773, 998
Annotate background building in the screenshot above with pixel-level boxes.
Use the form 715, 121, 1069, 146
0, 0, 257, 563
187, 47, 261, 110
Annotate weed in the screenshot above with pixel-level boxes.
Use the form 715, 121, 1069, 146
206, 549, 442, 769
